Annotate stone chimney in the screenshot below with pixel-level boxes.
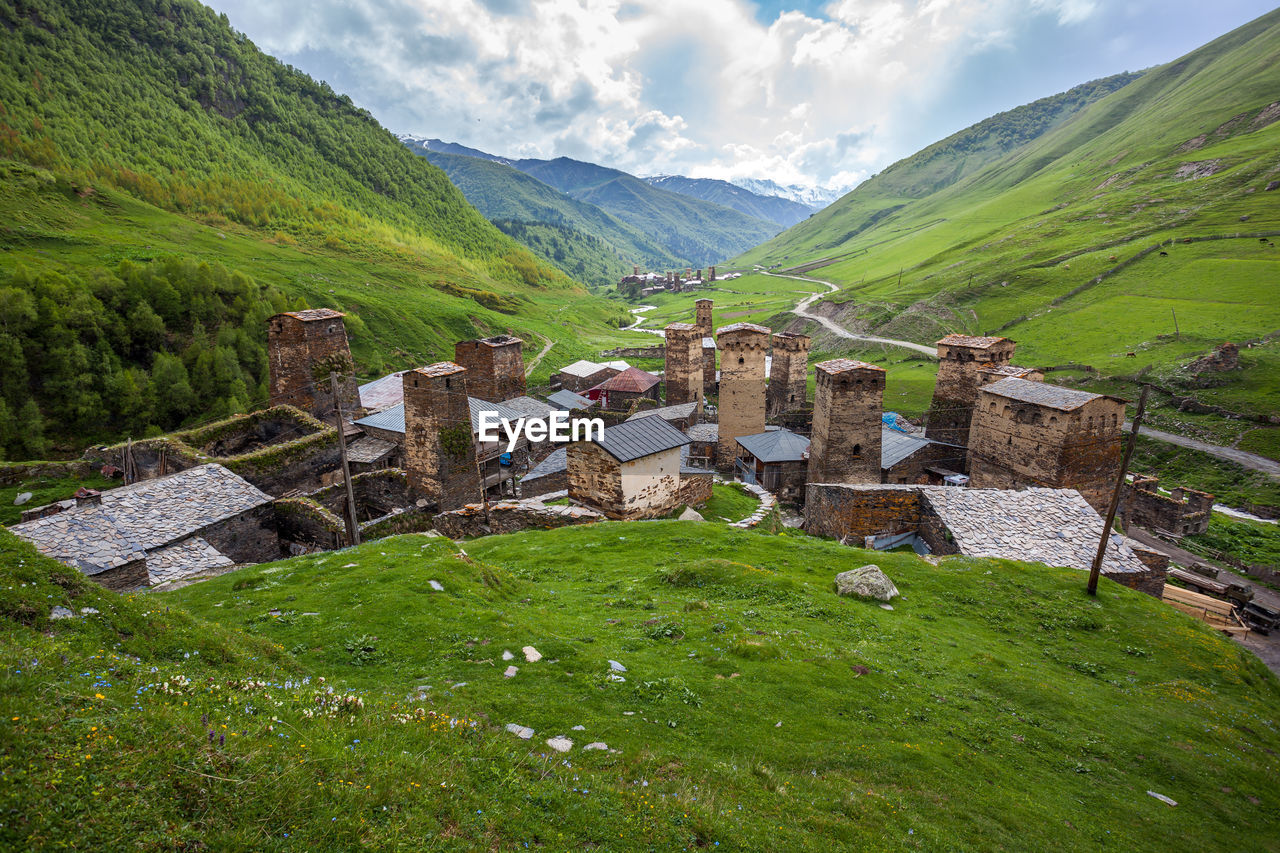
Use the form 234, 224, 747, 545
807, 359, 885, 485
767, 332, 811, 416
715, 323, 770, 471
403, 363, 481, 511
74, 487, 103, 508
664, 323, 704, 410
267, 309, 361, 419
453, 335, 525, 403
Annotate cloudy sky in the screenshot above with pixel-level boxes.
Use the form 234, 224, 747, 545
204, 0, 1276, 191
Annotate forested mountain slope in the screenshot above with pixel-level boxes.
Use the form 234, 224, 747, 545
0, 0, 627, 456
643, 174, 816, 228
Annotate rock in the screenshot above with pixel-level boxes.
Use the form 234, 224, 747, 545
80, 607, 99, 615
502, 650, 515, 661
503, 666, 518, 678
607, 674, 626, 682
13, 492, 32, 506
833, 565, 899, 601
523, 646, 542, 663
608, 659, 627, 672
546, 736, 573, 753
1147, 790, 1177, 807
572, 724, 585, 731
342, 563, 358, 568
880, 603, 894, 611
1266, 180, 1280, 192
678, 507, 705, 522
583, 742, 608, 751
505, 723, 534, 740
428, 580, 444, 591
50, 605, 75, 620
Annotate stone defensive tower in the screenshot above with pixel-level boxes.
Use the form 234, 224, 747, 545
403, 363, 481, 511
267, 309, 361, 420
807, 359, 885, 485
664, 323, 704, 409
766, 332, 811, 416
924, 334, 1017, 461
715, 323, 770, 470
695, 299, 716, 394
453, 335, 525, 403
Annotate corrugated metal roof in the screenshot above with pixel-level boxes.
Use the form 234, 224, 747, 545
501, 396, 556, 419
594, 416, 691, 463
980, 377, 1114, 412
523, 446, 567, 483
880, 427, 932, 469
558, 359, 607, 378
353, 397, 528, 435
626, 401, 699, 422
736, 429, 810, 463
358, 371, 408, 412
546, 389, 596, 410
592, 366, 659, 393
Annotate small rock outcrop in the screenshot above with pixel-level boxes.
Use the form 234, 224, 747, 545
833, 565, 899, 602
678, 507, 705, 522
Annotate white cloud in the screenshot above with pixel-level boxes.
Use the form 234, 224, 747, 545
206, 0, 1174, 190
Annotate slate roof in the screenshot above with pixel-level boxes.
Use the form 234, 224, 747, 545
736, 429, 810, 464
9, 464, 270, 576
716, 322, 770, 336
147, 537, 235, 584
937, 334, 1009, 349
358, 371, 408, 412
979, 364, 1040, 379
283, 308, 345, 322
625, 401, 699, 423
501, 395, 557, 420
345, 436, 397, 465
353, 398, 528, 436
880, 427, 933, 469
816, 358, 884, 375
522, 446, 567, 484
546, 389, 596, 410
592, 366, 659, 394
686, 422, 718, 442
593, 416, 691, 463
981, 377, 1117, 412
558, 359, 608, 378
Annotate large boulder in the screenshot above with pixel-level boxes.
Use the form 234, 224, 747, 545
679, 507, 705, 522
833, 565, 899, 602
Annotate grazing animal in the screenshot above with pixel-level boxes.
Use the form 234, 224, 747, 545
1126, 352, 1138, 358
1159, 251, 1168, 256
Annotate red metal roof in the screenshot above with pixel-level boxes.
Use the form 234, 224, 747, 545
591, 366, 659, 393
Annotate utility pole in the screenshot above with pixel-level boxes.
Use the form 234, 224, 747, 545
1087, 384, 1150, 596
331, 372, 361, 548
896, 268, 903, 288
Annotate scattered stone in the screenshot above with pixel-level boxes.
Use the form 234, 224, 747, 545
343, 563, 358, 568
523, 646, 542, 662
880, 603, 895, 611
451, 682, 467, 689
583, 742, 608, 751
608, 660, 627, 672
833, 565, 900, 602
13, 492, 32, 506
50, 605, 75, 620
505, 723, 534, 740
422, 529, 442, 537
546, 736, 574, 753
502, 650, 515, 661
775, 721, 782, 727
428, 580, 444, 591
607, 674, 626, 682
80, 607, 99, 615
503, 666, 518, 678
1266, 180, 1280, 191
572, 725, 585, 731
678, 507, 705, 522
623, 711, 635, 716
1147, 791, 1178, 807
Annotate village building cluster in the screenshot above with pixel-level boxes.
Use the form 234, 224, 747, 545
616, 264, 744, 298
9, 298, 1215, 602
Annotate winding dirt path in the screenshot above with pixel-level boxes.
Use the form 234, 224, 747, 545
1128, 423, 1280, 480
762, 270, 938, 357
524, 333, 555, 378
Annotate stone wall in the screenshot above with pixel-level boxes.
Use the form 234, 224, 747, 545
716, 324, 769, 470
360, 507, 436, 540
267, 309, 361, 419
273, 497, 347, 551
1121, 539, 1169, 597
664, 323, 703, 408
454, 336, 526, 402
924, 335, 1016, 458
804, 483, 924, 542
312, 469, 412, 522
567, 442, 625, 516
676, 471, 713, 508
756, 460, 808, 503
969, 391, 1123, 512
603, 346, 665, 359
0, 460, 97, 487
766, 333, 810, 416
432, 501, 604, 539
1122, 476, 1213, 536
94, 560, 149, 593
558, 366, 616, 393
403, 363, 482, 511
198, 504, 280, 565
807, 359, 884, 485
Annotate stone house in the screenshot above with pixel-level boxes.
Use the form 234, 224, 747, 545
625, 401, 701, 432
10, 464, 277, 590
1123, 476, 1213, 536
924, 334, 1018, 458
455, 335, 526, 402
968, 378, 1126, 512
735, 429, 810, 502
804, 483, 1163, 596
556, 360, 619, 393
546, 389, 597, 412
587, 366, 661, 411
567, 417, 705, 520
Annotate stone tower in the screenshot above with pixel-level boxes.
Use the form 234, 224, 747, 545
924, 334, 1017, 462
715, 323, 770, 470
807, 359, 885, 485
664, 323, 704, 409
403, 363, 481, 511
766, 332, 811, 416
267, 309, 361, 420
453, 335, 525, 403
695, 299, 716, 395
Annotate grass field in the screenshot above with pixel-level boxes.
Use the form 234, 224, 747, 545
700, 482, 760, 522
0, 470, 117, 526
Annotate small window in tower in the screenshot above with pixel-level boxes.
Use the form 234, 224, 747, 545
445, 378, 451, 389
852, 443, 861, 458
738, 357, 744, 365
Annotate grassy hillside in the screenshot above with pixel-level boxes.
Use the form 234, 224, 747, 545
735, 10, 1280, 428
148, 522, 1280, 849
411, 147, 688, 283
645, 175, 815, 228
0, 0, 631, 452
514, 157, 782, 267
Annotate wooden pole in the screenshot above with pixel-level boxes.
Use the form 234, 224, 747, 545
331, 372, 361, 547
1171, 308, 1180, 340
1087, 384, 1150, 596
